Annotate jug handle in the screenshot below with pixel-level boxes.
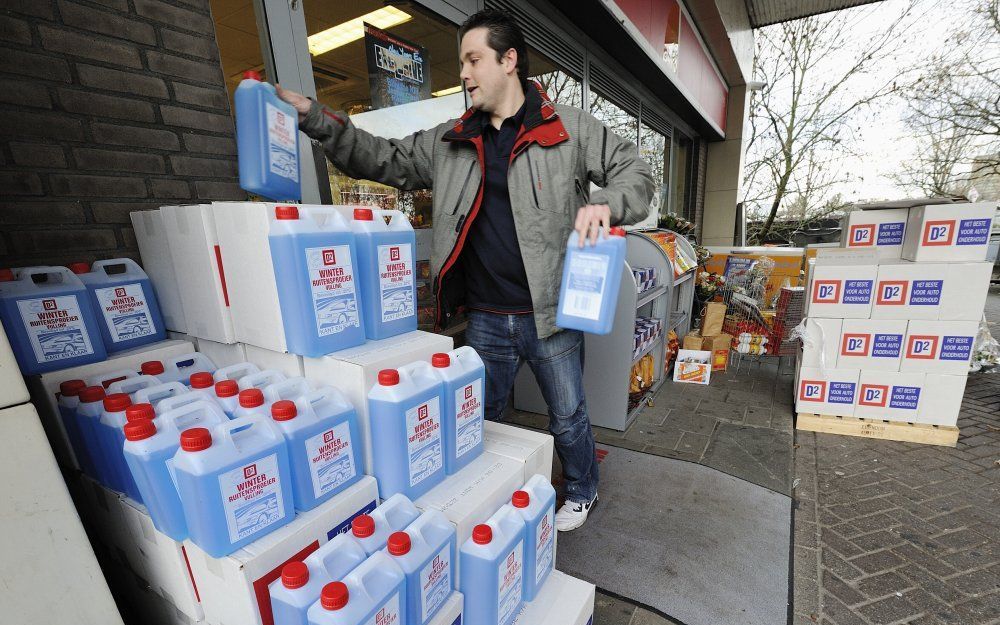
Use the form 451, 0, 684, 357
138, 382, 187, 405
91, 258, 142, 276
218, 415, 281, 453
21, 266, 78, 284
168, 352, 217, 376
214, 362, 260, 382
304, 386, 352, 414
160, 399, 227, 430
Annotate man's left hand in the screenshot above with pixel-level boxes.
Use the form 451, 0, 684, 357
574, 204, 612, 247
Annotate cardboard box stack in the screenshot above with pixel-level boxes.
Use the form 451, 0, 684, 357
795, 202, 996, 430
682, 301, 733, 372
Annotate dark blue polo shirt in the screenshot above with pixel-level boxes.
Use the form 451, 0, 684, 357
463, 101, 533, 313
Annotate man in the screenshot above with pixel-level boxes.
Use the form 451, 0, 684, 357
279, 9, 653, 530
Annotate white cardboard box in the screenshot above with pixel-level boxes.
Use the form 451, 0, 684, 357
483, 421, 555, 483
902, 202, 997, 262
429, 592, 463, 625
919, 373, 967, 426
0, 322, 29, 409
161, 204, 236, 344
211, 201, 289, 352
836, 319, 907, 371
25, 338, 195, 470
798, 318, 842, 369
185, 475, 378, 625
854, 371, 926, 422
192, 337, 248, 369
245, 344, 305, 378
303, 330, 453, 475
0, 404, 125, 625
872, 260, 992, 321
78, 475, 136, 571
804, 249, 878, 319
415, 451, 525, 550
900, 320, 979, 374
132, 208, 188, 333
120, 498, 204, 622
514, 570, 596, 625
795, 367, 860, 417
841, 207, 909, 259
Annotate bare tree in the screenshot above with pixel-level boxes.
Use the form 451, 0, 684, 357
892, 101, 976, 197
743, 3, 922, 243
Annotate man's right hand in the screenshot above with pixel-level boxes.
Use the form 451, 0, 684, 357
275, 84, 312, 122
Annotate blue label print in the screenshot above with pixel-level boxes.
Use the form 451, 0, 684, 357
909, 280, 943, 305
889, 386, 921, 410
940, 335, 974, 361
957, 218, 990, 245
871, 334, 902, 358
828, 382, 856, 405
842, 280, 873, 304
877, 222, 905, 245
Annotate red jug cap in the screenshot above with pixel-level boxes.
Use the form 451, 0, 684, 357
353, 208, 374, 221
275, 205, 299, 220
124, 419, 157, 441
239, 388, 264, 408
321, 582, 349, 610
189, 372, 214, 389
473, 524, 493, 545
512, 490, 530, 508
125, 403, 155, 422
180, 427, 212, 452
215, 380, 239, 398
609, 227, 626, 237
0, 268, 14, 281
281, 561, 309, 589
431, 353, 451, 368
351, 515, 375, 538
271, 400, 297, 421
243, 70, 262, 81
79, 386, 106, 403
141, 361, 165, 375
68, 262, 91, 274
378, 369, 400, 386
60, 379, 87, 397
103, 393, 131, 413
387, 531, 411, 556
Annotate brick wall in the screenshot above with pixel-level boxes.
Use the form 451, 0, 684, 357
0, 0, 246, 268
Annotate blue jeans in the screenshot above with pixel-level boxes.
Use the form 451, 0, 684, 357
464, 310, 598, 503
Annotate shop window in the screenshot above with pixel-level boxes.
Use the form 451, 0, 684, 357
588, 91, 638, 147
639, 123, 668, 223
670, 132, 693, 223
529, 48, 582, 107
209, 0, 265, 110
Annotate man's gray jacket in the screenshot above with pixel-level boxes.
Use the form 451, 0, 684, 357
299, 81, 654, 338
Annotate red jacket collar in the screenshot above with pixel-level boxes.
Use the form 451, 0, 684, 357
443, 81, 564, 143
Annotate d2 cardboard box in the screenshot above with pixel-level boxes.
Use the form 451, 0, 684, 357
185, 476, 378, 625
854, 371, 926, 422
836, 319, 907, 371
160, 204, 235, 343
804, 249, 878, 319
430, 592, 463, 625
303, 330, 452, 475
131, 208, 187, 333
190, 336, 247, 369
919, 373, 967, 426
483, 421, 554, 483
514, 570, 596, 625
902, 202, 997, 262
841, 207, 909, 259
245, 344, 305, 378
682, 333, 732, 371
900, 320, 978, 375
871, 260, 992, 321
798, 318, 842, 369
795, 367, 860, 417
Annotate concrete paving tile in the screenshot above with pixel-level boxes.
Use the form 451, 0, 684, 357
593, 591, 637, 625
693, 397, 747, 423
744, 406, 773, 427
623, 423, 684, 450
701, 422, 793, 494
675, 431, 711, 457
662, 409, 718, 436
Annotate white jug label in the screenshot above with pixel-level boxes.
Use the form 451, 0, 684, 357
378, 243, 414, 323
17, 295, 96, 363
218, 453, 286, 543
454, 378, 483, 459
305, 421, 356, 498
535, 507, 555, 584
419, 545, 451, 621
305, 245, 360, 337
498, 540, 523, 625
94, 282, 157, 343
561, 251, 609, 321
266, 102, 299, 182
406, 396, 442, 487
364, 591, 400, 625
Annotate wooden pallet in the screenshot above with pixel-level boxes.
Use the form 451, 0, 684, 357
796, 413, 959, 447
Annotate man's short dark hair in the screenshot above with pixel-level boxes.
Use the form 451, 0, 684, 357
459, 9, 529, 86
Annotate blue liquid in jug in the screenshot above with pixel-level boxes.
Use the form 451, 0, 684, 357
350, 208, 417, 340
236, 72, 301, 202
556, 228, 627, 335
77, 259, 166, 353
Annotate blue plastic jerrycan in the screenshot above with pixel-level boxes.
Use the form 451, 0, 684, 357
368, 361, 446, 501
77, 385, 114, 484
235, 369, 286, 419
97, 392, 137, 495
268, 205, 366, 356
140, 352, 217, 386
135, 381, 189, 414
57, 379, 89, 471
429, 347, 486, 475
214, 361, 261, 383
108, 375, 162, 400
460, 505, 526, 625
122, 400, 229, 541
269, 532, 369, 625
350, 494, 421, 556
77, 258, 166, 353
511, 475, 557, 602
235, 71, 301, 201
0, 266, 107, 374
556, 227, 627, 335
306, 551, 406, 625
383, 509, 456, 625
349, 207, 417, 340
270, 385, 363, 512
172, 415, 294, 557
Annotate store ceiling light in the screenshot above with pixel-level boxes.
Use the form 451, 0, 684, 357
307, 7, 412, 56
432, 85, 463, 97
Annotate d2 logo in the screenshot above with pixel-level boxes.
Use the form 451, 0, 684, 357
464, 385, 474, 399
323, 430, 335, 444
906, 335, 939, 359
922, 220, 955, 246
849, 224, 875, 246
841, 334, 871, 356
42, 299, 57, 311
389, 246, 401, 262
243, 464, 258, 479
877, 280, 908, 305
859, 384, 888, 407
812, 280, 841, 304
417, 404, 429, 421
322, 249, 337, 265
799, 380, 827, 402
115, 287, 127, 298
